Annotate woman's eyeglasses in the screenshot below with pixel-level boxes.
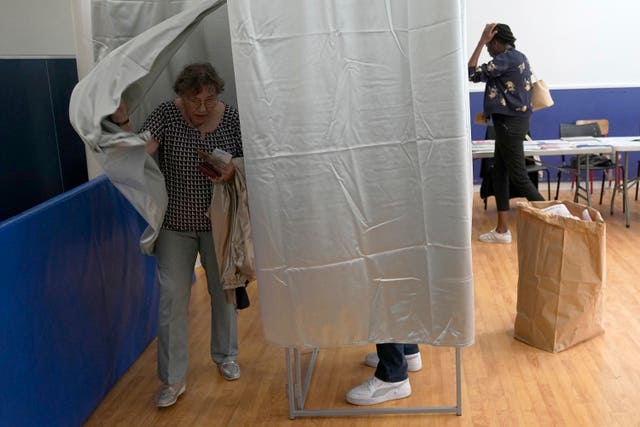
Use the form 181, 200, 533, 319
186, 96, 218, 109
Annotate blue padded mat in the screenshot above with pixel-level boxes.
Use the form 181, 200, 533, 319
0, 175, 158, 427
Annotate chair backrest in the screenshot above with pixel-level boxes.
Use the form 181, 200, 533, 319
559, 122, 602, 138
575, 119, 609, 136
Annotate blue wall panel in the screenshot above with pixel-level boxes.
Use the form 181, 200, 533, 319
0, 59, 63, 218
47, 58, 88, 191
0, 176, 158, 427
0, 58, 86, 222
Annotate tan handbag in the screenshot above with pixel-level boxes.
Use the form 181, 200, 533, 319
531, 74, 554, 111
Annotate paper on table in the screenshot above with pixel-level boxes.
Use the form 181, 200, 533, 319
523, 142, 541, 150
538, 141, 572, 149
561, 136, 600, 142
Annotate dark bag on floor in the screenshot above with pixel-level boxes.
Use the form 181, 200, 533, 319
569, 154, 612, 169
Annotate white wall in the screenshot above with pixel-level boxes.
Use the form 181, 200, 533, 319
5, 0, 638, 87
467, 0, 640, 90
0, 0, 75, 57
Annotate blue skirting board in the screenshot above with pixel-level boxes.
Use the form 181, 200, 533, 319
0, 175, 158, 427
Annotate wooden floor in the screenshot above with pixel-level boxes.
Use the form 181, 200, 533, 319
84, 189, 640, 427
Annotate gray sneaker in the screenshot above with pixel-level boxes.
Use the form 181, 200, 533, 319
155, 382, 186, 408
218, 361, 241, 381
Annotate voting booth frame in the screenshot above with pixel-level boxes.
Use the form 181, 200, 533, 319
284, 347, 462, 418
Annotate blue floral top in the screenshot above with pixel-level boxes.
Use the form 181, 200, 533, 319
469, 48, 533, 117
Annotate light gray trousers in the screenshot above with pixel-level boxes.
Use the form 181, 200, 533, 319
155, 229, 238, 385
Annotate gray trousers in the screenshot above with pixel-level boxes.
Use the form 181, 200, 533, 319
155, 229, 238, 385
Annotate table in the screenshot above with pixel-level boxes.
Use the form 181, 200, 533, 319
472, 138, 615, 206
608, 137, 640, 227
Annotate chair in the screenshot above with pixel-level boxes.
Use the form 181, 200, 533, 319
556, 122, 616, 204
479, 126, 551, 209
576, 119, 609, 137
576, 119, 621, 189
557, 122, 601, 200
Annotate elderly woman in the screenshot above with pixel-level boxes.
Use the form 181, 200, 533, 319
468, 23, 545, 243
111, 63, 243, 408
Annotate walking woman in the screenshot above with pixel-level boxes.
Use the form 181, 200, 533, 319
468, 23, 544, 243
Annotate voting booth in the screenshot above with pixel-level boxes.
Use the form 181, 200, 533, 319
70, 0, 474, 418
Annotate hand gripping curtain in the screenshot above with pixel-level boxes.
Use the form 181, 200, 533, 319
69, 0, 226, 254
228, 0, 475, 347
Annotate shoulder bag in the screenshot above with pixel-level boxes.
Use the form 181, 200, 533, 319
531, 73, 554, 111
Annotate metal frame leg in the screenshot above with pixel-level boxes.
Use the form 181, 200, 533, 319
610, 151, 635, 228
574, 159, 592, 206
285, 346, 463, 419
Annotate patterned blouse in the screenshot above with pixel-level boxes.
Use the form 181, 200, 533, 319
141, 101, 243, 232
468, 48, 533, 117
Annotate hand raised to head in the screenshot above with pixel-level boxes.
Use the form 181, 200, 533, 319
479, 23, 498, 45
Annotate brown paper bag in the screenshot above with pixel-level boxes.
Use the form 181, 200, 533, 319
513, 201, 606, 352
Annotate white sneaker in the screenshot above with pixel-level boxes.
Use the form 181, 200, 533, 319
364, 352, 422, 371
479, 229, 512, 243
346, 376, 411, 405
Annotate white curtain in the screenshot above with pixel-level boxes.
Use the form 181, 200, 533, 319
69, 0, 229, 252
228, 0, 474, 347
69, 0, 474, 348
69, 0, 237, 178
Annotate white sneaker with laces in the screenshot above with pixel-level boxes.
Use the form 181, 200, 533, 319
364, 352, 422, 371
155, 382, 186, 408
479, 228, 512, 243
346, 376, 411, 405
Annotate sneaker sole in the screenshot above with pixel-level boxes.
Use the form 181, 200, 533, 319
346, 386, 412, 405
221, 373, 240, 381
479, 230, 512, 243
478, 237, 511, 243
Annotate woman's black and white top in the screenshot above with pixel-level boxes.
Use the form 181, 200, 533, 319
141, 101, 243, 232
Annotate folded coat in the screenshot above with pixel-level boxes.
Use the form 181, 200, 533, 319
209, 158, 255, 306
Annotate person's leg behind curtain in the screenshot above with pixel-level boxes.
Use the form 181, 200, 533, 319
346, 343, 412, 405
